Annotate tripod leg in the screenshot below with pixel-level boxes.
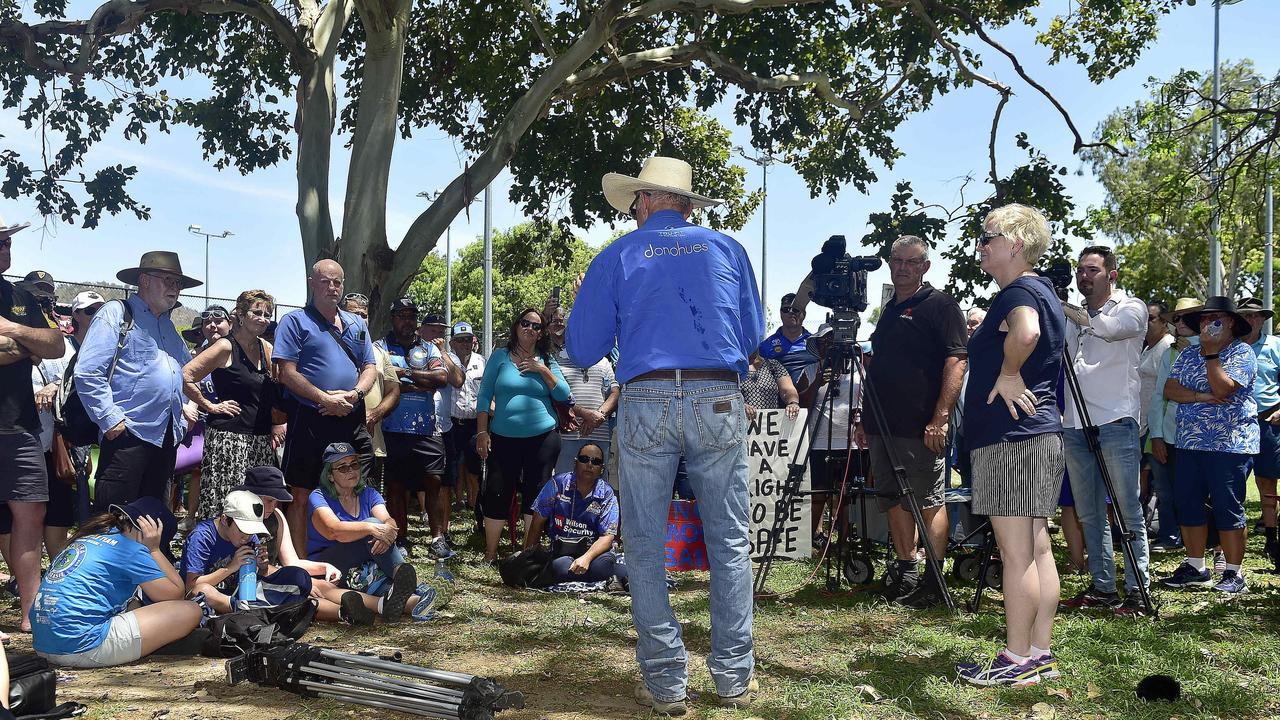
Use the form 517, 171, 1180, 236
901, 487, 957, 611
970, 524, 995, 613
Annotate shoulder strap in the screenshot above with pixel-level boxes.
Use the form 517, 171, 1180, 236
304, 305, 361, 371
106, 299, 134, 385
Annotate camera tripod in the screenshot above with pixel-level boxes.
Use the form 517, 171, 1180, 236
1061, 347, 1158, 617
753, 342, 955, 611
228, 643, 525, 719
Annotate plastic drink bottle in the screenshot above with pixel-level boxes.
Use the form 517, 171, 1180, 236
1206, 319, 1224, 340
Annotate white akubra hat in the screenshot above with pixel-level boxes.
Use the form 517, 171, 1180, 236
601, 156, 723, 216
0, 213, 31, 236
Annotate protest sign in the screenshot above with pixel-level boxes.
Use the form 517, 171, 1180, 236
748, 408, 811, 559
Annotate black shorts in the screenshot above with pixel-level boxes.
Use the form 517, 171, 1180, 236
445, 418, 482, 476
0, 449, 76, 532
385, 432, 447, 491
281, 404, 373, 490
0, 431, 50, 503
810, 449, 870, 493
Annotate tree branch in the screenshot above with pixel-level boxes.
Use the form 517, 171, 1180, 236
521, 0, 558, 59
922, 0, 1125, 156
906, 0, 1009, 95
556, 42, 913, 120
989, 89, 1010, 188
0, 0, 310, 79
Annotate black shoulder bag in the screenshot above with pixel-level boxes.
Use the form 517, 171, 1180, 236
56, 299, 133, 447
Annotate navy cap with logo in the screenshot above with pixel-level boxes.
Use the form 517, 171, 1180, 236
390, 297, 418, 314
323, 442, 357, 465
421, 312, 447, 327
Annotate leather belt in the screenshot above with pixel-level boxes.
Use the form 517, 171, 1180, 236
629, 369, 739, 383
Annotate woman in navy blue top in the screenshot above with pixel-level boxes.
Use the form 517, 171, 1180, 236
956, 204, 1067, 688
523, 442, 626, 584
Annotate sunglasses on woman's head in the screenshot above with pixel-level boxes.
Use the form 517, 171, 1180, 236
342, 292, 368, 304
518, 319, 544, 331
576, 455, 605, 466
202, 310, 229, 321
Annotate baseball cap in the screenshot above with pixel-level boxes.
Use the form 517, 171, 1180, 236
781, 293, 798, 308
452, 321, 475, 337
232, 465, 292, 503
70, 291, 107, 313
16, 270, 55, 298
390, 297, 418, 314
323, 442, 358, 465
421, 312, 447, 327
109, 496, 178, 564
222, 490, 271, 536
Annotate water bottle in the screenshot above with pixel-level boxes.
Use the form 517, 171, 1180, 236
1206, 319, 1224, 340
237, 551, 258, 604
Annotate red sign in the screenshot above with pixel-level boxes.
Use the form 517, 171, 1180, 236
665, 500, 709, 571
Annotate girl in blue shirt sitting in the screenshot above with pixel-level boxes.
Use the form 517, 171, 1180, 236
30, 497, 201, 668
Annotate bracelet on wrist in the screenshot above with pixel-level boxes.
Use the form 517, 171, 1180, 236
477, 430, 490, 437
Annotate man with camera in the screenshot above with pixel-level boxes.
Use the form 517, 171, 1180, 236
860, 236, 967, 608
1058, 246, 1151, 616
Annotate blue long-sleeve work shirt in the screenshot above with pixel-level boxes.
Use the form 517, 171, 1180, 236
74, 294, 190, 446
567, 210, 764, 383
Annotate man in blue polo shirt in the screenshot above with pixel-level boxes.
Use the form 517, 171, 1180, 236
758, 293, 817, 386
274, 259, 378, 559
568, 156, 763, 714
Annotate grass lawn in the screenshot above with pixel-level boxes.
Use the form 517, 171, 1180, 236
5, 490, 1279, 719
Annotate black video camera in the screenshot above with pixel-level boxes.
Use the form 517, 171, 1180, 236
1036, 259, 1073, 302
808, 235, 882, 312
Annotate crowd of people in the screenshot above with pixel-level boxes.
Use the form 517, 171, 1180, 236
1, 153, 1277, 712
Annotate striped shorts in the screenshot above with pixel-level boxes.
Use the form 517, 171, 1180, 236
970, 433, 1065, 518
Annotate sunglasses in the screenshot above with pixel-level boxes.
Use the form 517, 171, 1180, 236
202, 310, 229, 321
977, 231, 1004, 246
245, 309, 272, 319
76, 306, 99, 317
143, 271, 183, 288
575, 455, 605, 466
518, 319, 544, 330
629, 191, 649, 217
332, 461, 360, 473
342, 292, 367, 304
780, 306, 800, 315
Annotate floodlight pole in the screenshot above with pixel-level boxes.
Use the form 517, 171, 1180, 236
187, 225, 233, 305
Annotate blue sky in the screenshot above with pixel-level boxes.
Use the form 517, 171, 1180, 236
4, 1, 1278, 330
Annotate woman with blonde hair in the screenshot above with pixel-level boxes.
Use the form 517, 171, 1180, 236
957, 204, 1067, 686
183, 289, 281, 520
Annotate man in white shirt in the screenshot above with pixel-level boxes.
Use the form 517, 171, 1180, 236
442, 321, 486, 529
1058, 246, 1151, 616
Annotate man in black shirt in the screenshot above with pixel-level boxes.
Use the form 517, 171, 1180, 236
862, 235, 967, 608
0, 215, 66, 633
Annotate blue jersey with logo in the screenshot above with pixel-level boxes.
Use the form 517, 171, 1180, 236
758, 328, 816, 384
532, 472, 620, 542
377, 334, 442, 435
31, 532, 165, 656
180, 519, 250, 593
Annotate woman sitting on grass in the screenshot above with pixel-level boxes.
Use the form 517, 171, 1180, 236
30, 498, 201, 668
524, 442, 627, 584
307, 443, 419, 620
236, 465, 438, 624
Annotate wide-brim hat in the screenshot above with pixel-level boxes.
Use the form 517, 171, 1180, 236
1181, 296, 1250, 338
602, 156, 723, 215
117, 250, 202, 289
1236, 297, 1274, 320
0, 213, 30, 236
1160, 297, 1203, 323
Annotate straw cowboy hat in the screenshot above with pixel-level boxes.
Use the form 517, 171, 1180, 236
1159, 297, 1202, 324
0, 213, 30, 237
601, 156, 723, 216
117, 250, 202, 289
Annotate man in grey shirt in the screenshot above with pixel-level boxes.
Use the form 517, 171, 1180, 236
548, 305, 619, 477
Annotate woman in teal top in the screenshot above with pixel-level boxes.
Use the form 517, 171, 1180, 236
475, 307, 571, 561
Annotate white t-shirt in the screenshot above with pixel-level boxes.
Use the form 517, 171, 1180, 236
808, 371, 863, 451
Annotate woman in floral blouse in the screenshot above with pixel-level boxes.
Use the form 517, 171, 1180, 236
1159, 297, 1257, 595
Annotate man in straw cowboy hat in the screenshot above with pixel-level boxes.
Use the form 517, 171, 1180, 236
1237, 297, 1280, 572
0, 213, 67, 634
75, 251, 201, 512
567, 156, 764, 714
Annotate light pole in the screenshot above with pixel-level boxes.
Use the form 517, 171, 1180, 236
187, 225, 233, 305
736, 146, 779, 309
417, 189, 475, 330
1210, 0, 1246, 296
483, 185, 493, 355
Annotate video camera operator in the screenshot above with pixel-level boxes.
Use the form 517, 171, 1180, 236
1057, 246, 1151, 617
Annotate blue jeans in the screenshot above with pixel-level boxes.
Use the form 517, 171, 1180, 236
1148, 449, 1181, 545
619, 378, 753, 702
309, 519, 407, 585
1064, 418, 1150, 592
